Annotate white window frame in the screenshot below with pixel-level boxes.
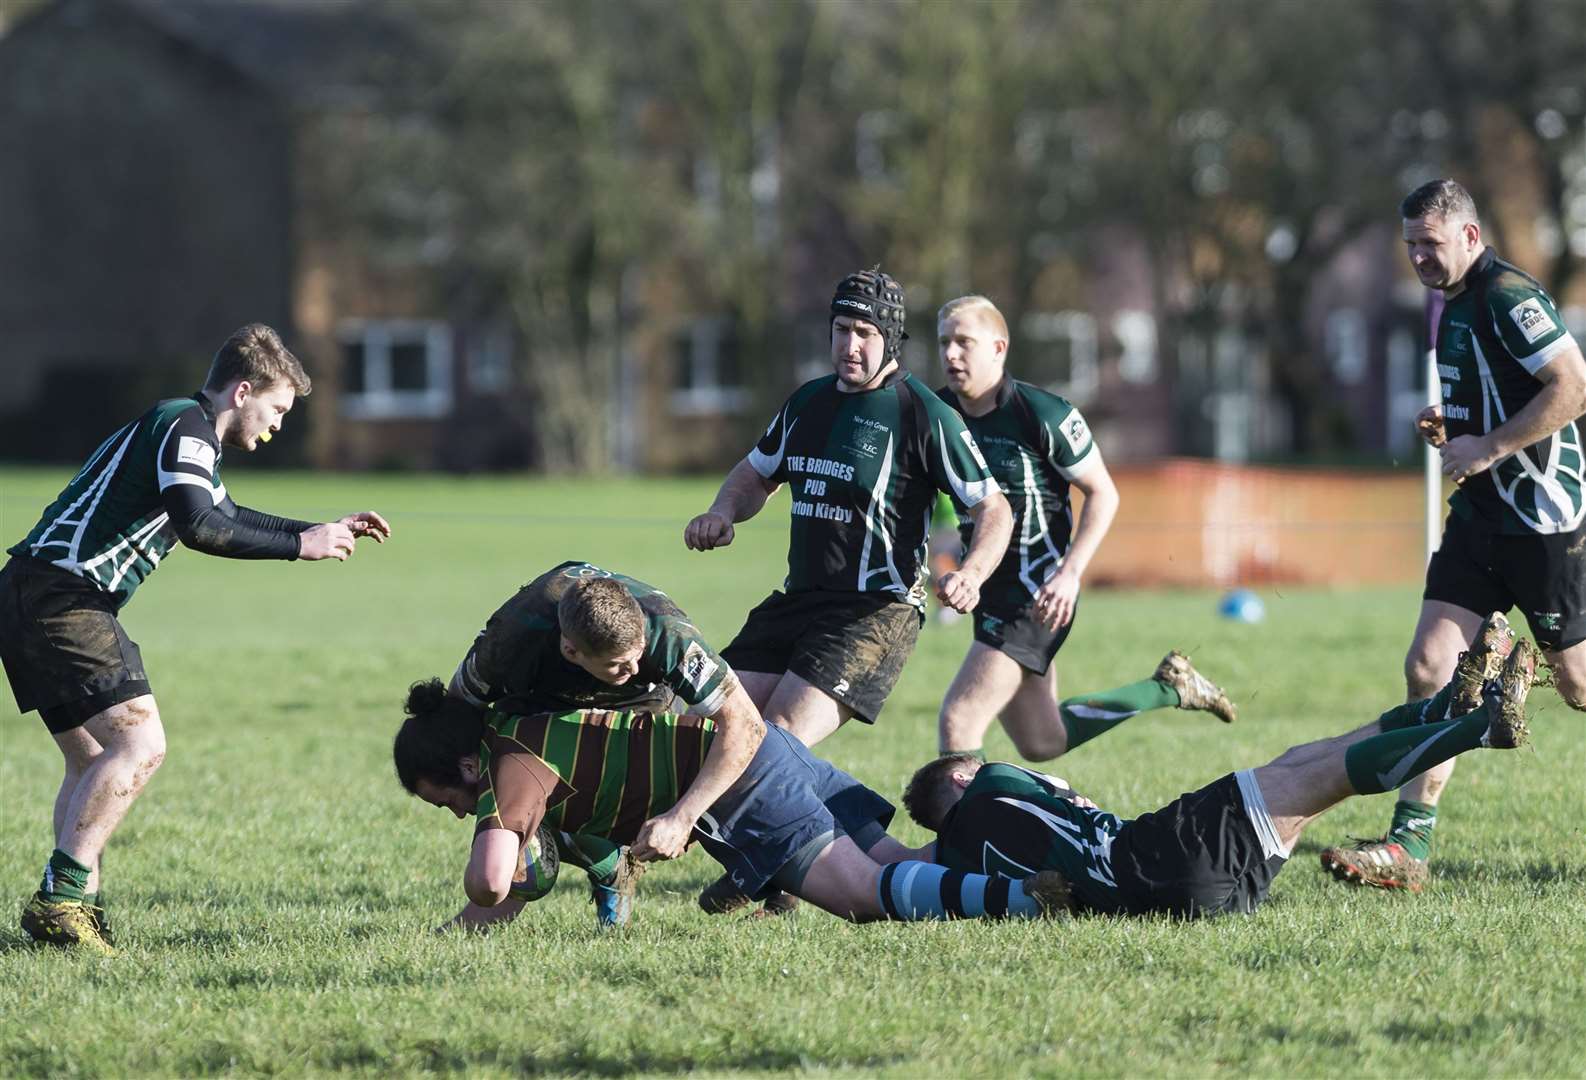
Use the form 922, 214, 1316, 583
670, 316, 749, 417
1020, 310, 1099, 404
338, 319, 453, 420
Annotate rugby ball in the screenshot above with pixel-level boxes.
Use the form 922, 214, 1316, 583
508, 824, 562, 902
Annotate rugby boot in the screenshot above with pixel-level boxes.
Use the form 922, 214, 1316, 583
21, 893, 115, 955
1318, 838, 1429, 892
87, 900, 114, 947
1481, 638, 1539, 750
1154, 651, 1237, 723
1021, 870, 1076, 918
746, 891, 801, 919
590, 852, 643, 929
1449, 612, 1516, 717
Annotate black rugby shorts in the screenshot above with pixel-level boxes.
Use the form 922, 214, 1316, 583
1424, 512, 1586, 651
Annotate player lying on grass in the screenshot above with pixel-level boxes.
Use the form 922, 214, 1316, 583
393, 686, 1071, 927
898, 614, 1539, 919
1, 324, 389, 955
429, 562, 758, 926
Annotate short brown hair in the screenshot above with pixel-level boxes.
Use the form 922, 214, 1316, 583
1400, 179, 1479, 226
203, 324, 311, 395
902, 754, 982, 831
558, 577, 645, 655
937, 295, 1009, 343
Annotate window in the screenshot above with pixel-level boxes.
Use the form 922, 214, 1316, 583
671, 316, 748, 416
339, 320, 453, 420
1326, 308, 1368, 385
1019, 311, 1098, 404
1113, 310, 1158, 384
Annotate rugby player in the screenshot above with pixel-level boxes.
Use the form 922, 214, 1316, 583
1, 324, 389, 953
933, 295, 1234, 760
393, 686, 1072, 928
1319, 179, 1586, 892
435, 561, 753, 926
684, 268, 1013, 748
903, 615, 1540, 919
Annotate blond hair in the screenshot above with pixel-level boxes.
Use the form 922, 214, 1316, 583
936, 295, 1009, 344
203, 324, 311, 395
558, 577, 645, 655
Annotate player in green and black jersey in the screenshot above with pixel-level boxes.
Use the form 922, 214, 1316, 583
931, 296, 1230, 762
1321, 179, 1586, 892
394, 685, 1075, 927
436, 562, 742, 925
0, 324, 389, 953
904, 619, 1543, 919
684, 268, 1013, 749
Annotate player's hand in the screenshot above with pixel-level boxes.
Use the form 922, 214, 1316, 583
1440, 433, 1498, 486
1414, 405, 1447, 448
935, 570, 981, 614
338, 510, 391, 543
684, 512, 735, 551
1033, 566, 1081, 631
629, 809, 695, 862
298, 522, 358, 561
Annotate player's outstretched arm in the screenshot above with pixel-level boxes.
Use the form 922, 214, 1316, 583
463, 826, 522, 907
630, 678, 766, 861
1033, 453, 1119, 630
936, 491, 1012, 613
1442, 343, 1586, 483
684, 458, 780, 551
297, 522, 359, 561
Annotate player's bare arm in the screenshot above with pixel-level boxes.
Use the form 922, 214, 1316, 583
684, 459, 781, 551
937, 490, 1012, 613
463, 826, 523, 907
630, 677, 767, 861
1034, 454, 1120, 631
339, 510, 391, 542
1441, 344, 1586, 483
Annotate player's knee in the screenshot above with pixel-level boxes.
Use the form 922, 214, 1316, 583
1403, 651, 1446, 700
1551, 666, 1586, 711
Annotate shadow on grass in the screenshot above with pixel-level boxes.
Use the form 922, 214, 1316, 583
1426, 858, 1580, 886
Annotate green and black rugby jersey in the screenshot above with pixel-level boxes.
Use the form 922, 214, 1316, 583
451, 561, 734, 716
1437, 247, 1583, 534
936, 377, 1099, 612
473, 708, 717, 845
935, 762, 1128, 915
747, 369, 1000, 608
8, 395, 306, 609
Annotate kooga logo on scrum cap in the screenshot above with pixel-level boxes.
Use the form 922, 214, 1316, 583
834, 297, 875, 316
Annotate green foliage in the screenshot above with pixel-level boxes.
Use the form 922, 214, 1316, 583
2, 469, 1584, 1077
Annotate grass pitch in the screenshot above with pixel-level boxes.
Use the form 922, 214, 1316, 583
1, 467, 1583, 1078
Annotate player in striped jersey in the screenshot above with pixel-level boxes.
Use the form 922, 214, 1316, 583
904, 619, 1541, 918
1, 324, 389, 953
933, 296, 1234, 762
394, 687, 1073, 927
1321, 179, 1586, 892
436, 565, 747, 926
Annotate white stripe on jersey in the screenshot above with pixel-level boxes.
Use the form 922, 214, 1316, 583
934, 419, 997, 507
1014, 448, 1064, 598
155, 423, 222, 502
1470, 335, 1585, 532
856, 432, 907, 595
747, 411, 796, 479
30, 423, 139, 567
992, 795, 1116, 887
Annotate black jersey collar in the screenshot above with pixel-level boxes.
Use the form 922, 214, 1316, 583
1463, 246, 1497, 287
193, 391, 219, 426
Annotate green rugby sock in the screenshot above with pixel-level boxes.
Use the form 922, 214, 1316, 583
40, 849, 91, 903
1386, 799, 1438, 861
1376, 683, 1456, 732
555, 832, 624, 883
1344, 710, 1489, 796
1061, 678, 1178, 750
